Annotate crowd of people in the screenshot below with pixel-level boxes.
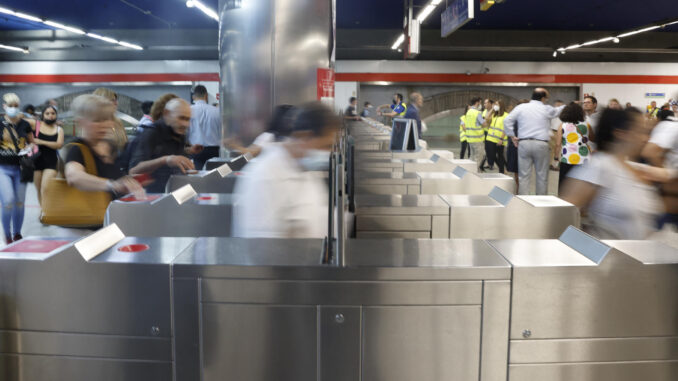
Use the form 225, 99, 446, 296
0, 84, 223, 243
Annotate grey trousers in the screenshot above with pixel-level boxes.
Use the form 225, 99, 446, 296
469, 142, 485, 169
518, 139, 550, 195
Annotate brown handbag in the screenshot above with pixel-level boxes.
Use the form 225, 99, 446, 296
40, 143, 112, 227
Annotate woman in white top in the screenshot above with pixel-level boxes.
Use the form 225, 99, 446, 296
561, 108, 662, 240
233, 103, 339, 238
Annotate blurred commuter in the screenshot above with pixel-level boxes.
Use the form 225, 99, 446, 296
93, 88, 127, 153
361, 102, 373, 117
459, 105, 470, 159
130, 98, 202, 193
504, 88, 564, 195
625, 102, 633, 109
0, 93, 35, 243
377, 93, 407, 118
485, 100, 508, 173
647, 100, 659, 119
233, 103, 339, 238
344, 97, 360, 121
555, 102, 593, 195
137, 100, 154, 133
404, 92, 424, 139
561, 108, 661, 239
608, 98, 623, 110
671, 100, 678, 116
462, 97, 486, 171
150, 93, 179, 123
22, 105, 35, 119
224, 105, 296, 158
33, 106, 64, 205
188, 85, 221, 170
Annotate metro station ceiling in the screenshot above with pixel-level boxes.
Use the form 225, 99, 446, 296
0, 0, 675, 62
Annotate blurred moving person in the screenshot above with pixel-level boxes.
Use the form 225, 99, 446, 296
233, 103, 339, 238
361, 102, 373, 117
33, 106, 64, 205
344, 97, 360, 121
504, 88, 564, 195
647, 100, 659, 119
0, 93, 35, 243
485, 100, 509, 173
92, 88, 127, 153
188, 85, 221, 170
462, 97, 486, 172
224, 105, 296, 158
555, 102, 594, 195
561, 108, 661, 239
404, 92, 424, 139
130, 98, 202, 193
608, 98, 623, 110
137, 100, 154, 133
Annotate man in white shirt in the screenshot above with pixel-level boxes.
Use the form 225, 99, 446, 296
504, 88, 565, 195
188, 85, 222, 170
583, 95, 601, 133
233, 103, 340, 238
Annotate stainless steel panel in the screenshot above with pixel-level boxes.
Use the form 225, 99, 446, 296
357, 231, 431, 239
356, 215, 431, 231
431, 215, 450, 238
166, 172, 238, 193
201, 304, 318, 381
355, 184, 409, 194
407, 184, 421, 194
202, 279, 483, 305
481, 281, 511, 381
355, 171, 419, 185
354, 194, 450, 215
402, 158, 457, 172
362, 305, 482, 381
320, 306, 361, 381
172, 278, 201, 381
0, 355, 171, 381
419, 171, 515, 195
604, 240, 678, 264
508, 361, 678, 381
510, 337, 678, 363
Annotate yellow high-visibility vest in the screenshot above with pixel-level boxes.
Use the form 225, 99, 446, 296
486, 112, 508, 145
459, 115, 467, 142
464, 108, 484, 143
396, 102, 408, 117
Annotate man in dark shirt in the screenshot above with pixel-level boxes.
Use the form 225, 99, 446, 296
344, 97, 360, 121
130, 98, 202, 193
404, 92, 424, 139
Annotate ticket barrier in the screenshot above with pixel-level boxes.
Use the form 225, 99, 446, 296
355, 172, 421, 195
203, 154, 250, 171
419, 167, 515, 194
441, 187, 580, 239
166, 163, 240, 193
105, 186, 234, 237
1, 228, 677, 381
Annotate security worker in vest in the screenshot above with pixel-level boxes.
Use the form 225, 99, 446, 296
461, 97, 486, 171
377, 93, 407, 118
459, 106, 470, 159
485, 100, 509, 173
482, 98, 494, 135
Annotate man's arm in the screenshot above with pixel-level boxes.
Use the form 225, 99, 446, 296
545, 104, 566, 119
476, 112, 485, 126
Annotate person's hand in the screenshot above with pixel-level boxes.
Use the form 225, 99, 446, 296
111, 176, 146, 199
165, 155, 195, 173
511, 137, 519, 147
186, 144, 204, 155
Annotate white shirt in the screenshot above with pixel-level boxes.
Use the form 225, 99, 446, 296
504, 100, 565, 141
188, 100, 221, 146
232, 144, 329, 238
252, 132, 276, 148
649, 120, 678, 170
568, 152, 661, 240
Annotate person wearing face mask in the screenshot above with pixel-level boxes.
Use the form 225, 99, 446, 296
484, 101, 509, 173
376, 93, 407, 119
0, 93, 36, 243
33, 106, 64, 205
233, 102, 340, 238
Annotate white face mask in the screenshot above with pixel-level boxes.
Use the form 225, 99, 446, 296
4, 106, 19, 118
493, 105, 500, 112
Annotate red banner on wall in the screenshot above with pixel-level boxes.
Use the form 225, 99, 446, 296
317, 68, 335, 100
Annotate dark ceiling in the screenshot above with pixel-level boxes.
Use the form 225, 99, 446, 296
0, 0, 676, 62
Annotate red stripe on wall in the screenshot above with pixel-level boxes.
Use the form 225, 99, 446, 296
335, 73, 678, 84
0, 73, 220, 83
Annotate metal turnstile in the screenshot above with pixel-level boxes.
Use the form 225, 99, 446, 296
354, 194, 450, 238
166, 166, 240, 193
441, 187, 580, 239
355, 172, 421, 195
105, 191, 234, 237
490, 227, 678, 381
418, 167, 515, 195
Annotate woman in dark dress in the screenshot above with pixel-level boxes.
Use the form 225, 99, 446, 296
33, 106, 64, 205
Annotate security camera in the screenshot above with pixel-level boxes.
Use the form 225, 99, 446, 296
465, 71, 471, 76
483, 67, 490, 74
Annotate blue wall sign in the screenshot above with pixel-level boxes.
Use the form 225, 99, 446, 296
441, 0, 475, 38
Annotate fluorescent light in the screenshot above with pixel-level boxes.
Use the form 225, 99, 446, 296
391, 33, 405, 50
553, 51, 557, 57
87, 33, 118, 44
118, 41, 143, 50
187, 0, 218, 21
431, 0, 443, 4
565, 44, 582, 50
581, 36, 614, 46
617, 25, 660, 38
43, 20, 85, 34
0, 43, 28, 54
14, 11, 42, 22
417, 4, 436, 23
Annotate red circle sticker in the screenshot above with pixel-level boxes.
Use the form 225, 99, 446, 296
118, 244, 150, 253
197, 196, 213, 201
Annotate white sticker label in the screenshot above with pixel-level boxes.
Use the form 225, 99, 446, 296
75, 224, 125, 262
171, 184, 197, 204
216, 163, 233, 177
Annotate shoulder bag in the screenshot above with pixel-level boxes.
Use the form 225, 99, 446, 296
1, 121, 35, 183
40, 143, 112, 227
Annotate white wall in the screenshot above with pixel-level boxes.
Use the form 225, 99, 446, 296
582, 83, 678, 110
334, 81, 358, 114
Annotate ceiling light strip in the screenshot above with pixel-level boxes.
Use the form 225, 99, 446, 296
554, 18, 678, 56
186, 0, 219, 22
0, 43, 28, 54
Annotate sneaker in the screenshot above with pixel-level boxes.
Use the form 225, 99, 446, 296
4, 236, 12, 245
12, 233, 22, 242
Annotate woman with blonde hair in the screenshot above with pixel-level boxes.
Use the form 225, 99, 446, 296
92, 87, 127, 152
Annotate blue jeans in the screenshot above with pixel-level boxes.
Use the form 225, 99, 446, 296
0, 164, 26, 238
